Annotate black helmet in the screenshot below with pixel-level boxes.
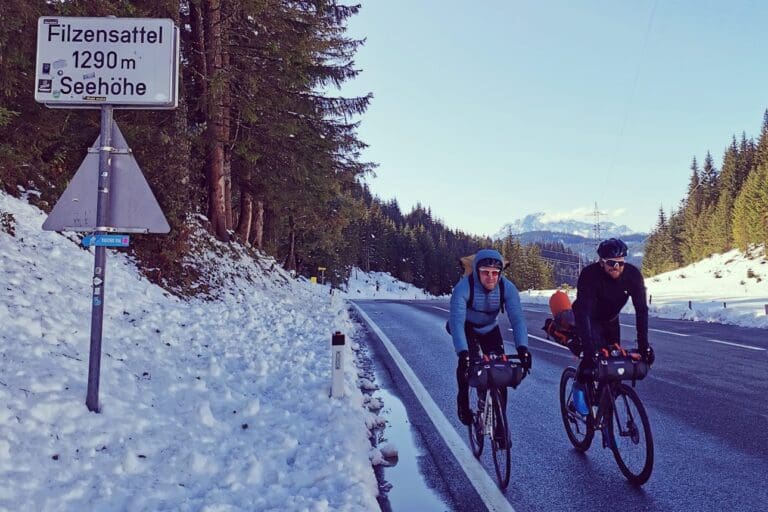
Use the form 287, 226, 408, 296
476, 257, 503, 270
597, 238, 628, 258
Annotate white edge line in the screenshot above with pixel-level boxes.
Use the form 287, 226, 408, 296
708, 339, 766, 351
351, 302, 515, 512
430, 306, 450, 312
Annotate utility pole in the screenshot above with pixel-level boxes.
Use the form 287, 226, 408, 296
589, 202, 607, 245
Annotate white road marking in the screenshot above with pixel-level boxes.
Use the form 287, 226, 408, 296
431, 306, 450, 312
515, 330, 568, 351
620, 323, 689, 337
351, 302, 516, 512
708, 339, 766, 351
522, 308, 543, 313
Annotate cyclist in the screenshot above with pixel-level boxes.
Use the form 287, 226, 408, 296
449, 248, 530, 441
571, 238, 655, 415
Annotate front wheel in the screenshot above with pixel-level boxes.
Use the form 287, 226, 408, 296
559, 367, 594, 451
490, 388, 511, 489
609, 383, 654, 485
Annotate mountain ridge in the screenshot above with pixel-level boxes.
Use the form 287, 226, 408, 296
494, 212, 640, 240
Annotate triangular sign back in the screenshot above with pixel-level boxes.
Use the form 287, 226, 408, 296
43, 121, 170, 233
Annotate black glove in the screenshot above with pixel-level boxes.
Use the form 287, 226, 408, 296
517, 346, 531, 370
641, 345, 655, 366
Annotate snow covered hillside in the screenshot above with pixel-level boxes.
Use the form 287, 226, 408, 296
521, 247, 768, 329
0, 191, 397, 511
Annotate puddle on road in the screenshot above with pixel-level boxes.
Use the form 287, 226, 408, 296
374, 385, 448, 512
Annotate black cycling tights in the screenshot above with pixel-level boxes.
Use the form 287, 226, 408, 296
576, 316, 620, 382
457, 324, 507, 410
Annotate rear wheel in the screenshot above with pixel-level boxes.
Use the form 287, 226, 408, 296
490, 389, 511, 489
609, 383, 654, 485
467, 387, 484, 457
559, 367, 594, 451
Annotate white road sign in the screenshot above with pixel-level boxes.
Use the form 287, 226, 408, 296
35, 17, 178, 108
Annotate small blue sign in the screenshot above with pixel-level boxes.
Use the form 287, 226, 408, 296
82, 234, 130, 247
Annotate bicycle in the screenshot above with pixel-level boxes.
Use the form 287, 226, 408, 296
466, 352, 529, 489
559, 344, 653, 485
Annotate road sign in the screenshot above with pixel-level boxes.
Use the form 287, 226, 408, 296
42, 120, 170, 233
35, 17, 178, 108
82, 234, 130, 247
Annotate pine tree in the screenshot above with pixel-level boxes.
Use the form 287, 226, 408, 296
680, 157, 703, 263
732, 163, 768, 250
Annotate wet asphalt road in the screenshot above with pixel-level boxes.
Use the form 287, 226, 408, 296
352, 299, 768, 512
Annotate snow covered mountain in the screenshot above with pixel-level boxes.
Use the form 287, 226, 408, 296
494, 212, 637, 239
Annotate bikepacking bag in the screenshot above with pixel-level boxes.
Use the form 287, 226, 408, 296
596, 349, 649, 382
467, 357, 525, 389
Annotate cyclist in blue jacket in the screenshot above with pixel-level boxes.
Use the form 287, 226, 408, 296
449, 248, 530, 430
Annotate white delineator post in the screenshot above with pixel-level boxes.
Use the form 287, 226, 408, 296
331, 332, 345, 398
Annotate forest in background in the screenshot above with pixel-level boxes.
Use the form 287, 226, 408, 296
0, 0, 554, 296
643, 111, 768, 276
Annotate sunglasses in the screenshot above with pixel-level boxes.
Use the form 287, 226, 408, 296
603, 259, 626, 269
479, 269, 501, 278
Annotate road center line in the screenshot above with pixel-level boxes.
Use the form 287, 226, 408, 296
708, 339, 766, 351
431, 306, 449, 312
620, 323, 689, 337
351, 302, 515, 512
517, 330, 568, 351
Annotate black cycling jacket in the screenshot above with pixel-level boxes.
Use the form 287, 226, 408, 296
572, 262, 649, 349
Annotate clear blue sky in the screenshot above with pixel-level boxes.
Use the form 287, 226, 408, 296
340, 0, 768, 236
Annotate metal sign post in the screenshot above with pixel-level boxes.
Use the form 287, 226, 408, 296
36, 16, 178, 412
85, 106, 113, 412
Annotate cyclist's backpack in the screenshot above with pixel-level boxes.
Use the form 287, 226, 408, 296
542, 290, 576, 345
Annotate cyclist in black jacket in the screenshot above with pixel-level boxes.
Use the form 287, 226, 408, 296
570, 238, 654, 415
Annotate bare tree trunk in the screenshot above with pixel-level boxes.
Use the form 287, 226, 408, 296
251, 200, 264, 249
188, 0, 207, 119
285, 214, 296, 271
235, 189, 253, 242
203, 0, 228, 241
222, 0, 234, 230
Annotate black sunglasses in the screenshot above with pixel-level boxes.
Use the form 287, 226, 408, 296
603, 259, 625, 269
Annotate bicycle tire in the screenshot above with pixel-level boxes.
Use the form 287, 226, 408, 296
467, 387, 484, 458
490, 388, 511, 489
559, 367, 594, 452
608, 383, 654, 485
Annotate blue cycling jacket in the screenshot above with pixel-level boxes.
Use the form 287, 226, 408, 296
448, 248, 528, 354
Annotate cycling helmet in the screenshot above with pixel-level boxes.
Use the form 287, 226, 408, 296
476, 257, 503, 270
597, 238, 628, 258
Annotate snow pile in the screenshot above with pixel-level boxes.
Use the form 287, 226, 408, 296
341, 269, 439, 300
520, 248, 768, 328
0, 191, 379, 511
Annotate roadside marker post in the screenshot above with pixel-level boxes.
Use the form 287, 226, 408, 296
331, 332, 345, 398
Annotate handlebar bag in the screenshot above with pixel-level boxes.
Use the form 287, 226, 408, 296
596, 355, 648, 382
467, 358, 524, 389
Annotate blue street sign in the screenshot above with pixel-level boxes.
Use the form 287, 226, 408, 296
82, 234, 130, 247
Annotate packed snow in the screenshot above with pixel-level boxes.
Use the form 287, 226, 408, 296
520, 248, 768, 329
0, 190, 415, 511
2, 188, 765, 510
